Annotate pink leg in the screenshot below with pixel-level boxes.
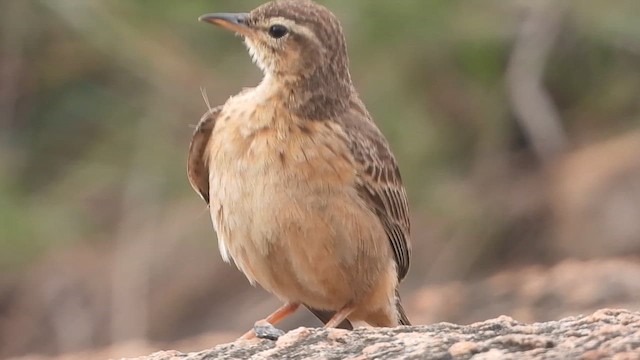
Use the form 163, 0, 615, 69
324, 305, 356, 329
240, 302, 300, 340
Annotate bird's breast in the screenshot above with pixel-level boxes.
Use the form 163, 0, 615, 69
207, 99, 357, 263
205, 95, 392, 309
208, 96, 356, 193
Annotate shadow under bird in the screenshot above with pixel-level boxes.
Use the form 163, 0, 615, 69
188, 0, 411, 339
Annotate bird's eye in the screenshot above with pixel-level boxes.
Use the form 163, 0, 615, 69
268, 24, 289, 39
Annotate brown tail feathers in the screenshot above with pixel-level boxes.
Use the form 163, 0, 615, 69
396, 290, 411, 325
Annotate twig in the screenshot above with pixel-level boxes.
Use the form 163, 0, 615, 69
506, 0, 569, 162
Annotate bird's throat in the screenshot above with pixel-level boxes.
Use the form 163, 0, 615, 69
262, 68, 352, 121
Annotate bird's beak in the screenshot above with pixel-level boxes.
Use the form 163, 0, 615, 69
198, 13, 253, 37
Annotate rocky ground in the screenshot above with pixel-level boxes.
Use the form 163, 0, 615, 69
132, 309, 640, 360
6, 258, 640, 359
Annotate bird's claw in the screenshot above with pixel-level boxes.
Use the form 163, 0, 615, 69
253, 319, 285, 340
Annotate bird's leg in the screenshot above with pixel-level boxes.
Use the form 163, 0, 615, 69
323, 305, 356, 329
240, 302, 300, 340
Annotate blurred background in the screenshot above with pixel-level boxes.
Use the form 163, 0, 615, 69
1, 0, 640, 358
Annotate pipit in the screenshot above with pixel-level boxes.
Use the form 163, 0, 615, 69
188, 0, 411, 339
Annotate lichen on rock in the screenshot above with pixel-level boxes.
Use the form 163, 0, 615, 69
130, 309, 640, 360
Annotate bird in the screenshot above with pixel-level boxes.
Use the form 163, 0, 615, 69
188, 0, 411, 339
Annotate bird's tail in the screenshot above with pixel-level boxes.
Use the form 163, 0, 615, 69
396, 290, 411, 325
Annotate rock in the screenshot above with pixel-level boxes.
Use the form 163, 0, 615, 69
127, 309, 640, 360
409, 258, 640, 325
551, 130, 640, 258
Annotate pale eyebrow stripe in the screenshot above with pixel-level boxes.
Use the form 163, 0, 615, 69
265, 17, 322, 47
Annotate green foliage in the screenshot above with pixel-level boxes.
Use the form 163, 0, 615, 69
1, 0, 639, 270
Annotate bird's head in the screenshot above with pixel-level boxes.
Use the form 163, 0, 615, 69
199, 0, 351, 88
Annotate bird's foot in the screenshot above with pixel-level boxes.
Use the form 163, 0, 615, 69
240, 320, 285, 340
251, 319, 285, 340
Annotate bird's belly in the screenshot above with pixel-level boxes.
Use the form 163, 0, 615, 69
208, 129, 391, 310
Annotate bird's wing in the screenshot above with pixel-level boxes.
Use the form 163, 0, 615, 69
338, 101, 412, 281
187, 106, 221, 204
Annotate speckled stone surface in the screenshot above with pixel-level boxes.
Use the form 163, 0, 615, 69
129, 309, 640, 360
